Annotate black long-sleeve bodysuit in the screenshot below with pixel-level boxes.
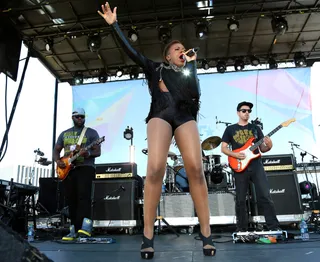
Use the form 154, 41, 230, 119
112, 22, 201, 132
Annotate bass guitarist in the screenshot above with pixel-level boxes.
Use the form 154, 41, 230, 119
221, 101, 280, 231
53, 108, 101, 240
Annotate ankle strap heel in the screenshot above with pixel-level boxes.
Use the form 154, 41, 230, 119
141, 235, 154, 259
199, 232, 216, 256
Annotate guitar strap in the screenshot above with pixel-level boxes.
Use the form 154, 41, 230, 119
77, 127, 88, 146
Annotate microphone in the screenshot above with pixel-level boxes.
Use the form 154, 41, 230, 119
120, 185, 125, 191
180, 47, 200, 59
216, 116, 218, 125
289, 141, 300, 147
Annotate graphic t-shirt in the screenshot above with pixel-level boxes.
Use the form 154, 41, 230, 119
56, 126, 100, 166
221, 123, 264, 154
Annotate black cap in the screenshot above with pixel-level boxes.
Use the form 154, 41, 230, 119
237, 101, 253, 111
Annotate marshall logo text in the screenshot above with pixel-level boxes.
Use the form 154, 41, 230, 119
263, 159, 281, 165
105, 167, 122, 172
270, 189, 285, 194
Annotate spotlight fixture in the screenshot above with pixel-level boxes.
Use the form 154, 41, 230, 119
158, 26, 171, 43
116, 68, 123, 77
87, 34, 101, 52
196, 21, 208, 39
73, 72, 83, 85
129, 66, 139, 79
98, 70, 108, 83
45, 38, 54, 52
294, 52, 307, 67
216, 60, 227, 73
123, 126, 133, 140
202, 59, 210, 70
268, 57, 278, 69
227, 18, 239, 32
271, 16, 288, 35
128, 27, 138, 42
234, 59, 244, 71
250, 55, 260, 66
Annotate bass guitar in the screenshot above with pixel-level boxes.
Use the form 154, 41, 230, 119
228, 118, 295, 173
56, 136, 105, 181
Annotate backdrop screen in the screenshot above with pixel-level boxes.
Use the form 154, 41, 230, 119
72, 68, 314, 176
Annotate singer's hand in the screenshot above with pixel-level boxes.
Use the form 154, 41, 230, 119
98, 2, 117, 25
183, 49, 197, 62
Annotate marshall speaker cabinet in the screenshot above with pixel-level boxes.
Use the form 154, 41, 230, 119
252, 171, 303, 223
91, 178, 142, 228
95, 162, 137, 179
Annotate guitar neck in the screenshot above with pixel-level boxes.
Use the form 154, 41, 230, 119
249, 124, 283, 151
69, 143, 94, 163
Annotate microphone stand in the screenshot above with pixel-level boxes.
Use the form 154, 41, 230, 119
294, 144, 319, 209
216, 116, 231, 127
289, 142, 297, 167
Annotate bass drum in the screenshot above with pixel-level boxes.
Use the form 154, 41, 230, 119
175, 168, 189, 192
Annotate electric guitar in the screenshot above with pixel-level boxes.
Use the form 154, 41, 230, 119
228, 118, 295, 173
56, 136, 105, 181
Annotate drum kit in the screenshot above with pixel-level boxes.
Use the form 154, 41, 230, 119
142, 135, 230, 193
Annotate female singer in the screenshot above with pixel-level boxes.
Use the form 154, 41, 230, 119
98, 2, 216, 259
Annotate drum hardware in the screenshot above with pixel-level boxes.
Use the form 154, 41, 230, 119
164, 164, 182, 193
141, 148, 176, 159
201, 136, 222, 151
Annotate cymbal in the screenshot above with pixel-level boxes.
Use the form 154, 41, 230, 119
142, 148, 176, 158
201, 136, 222, 150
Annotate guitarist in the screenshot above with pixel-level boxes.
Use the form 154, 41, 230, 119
220, 101, 280, 232
53, 108, 101, 241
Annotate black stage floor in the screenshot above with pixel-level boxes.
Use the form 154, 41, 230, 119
32, 231, 320, 262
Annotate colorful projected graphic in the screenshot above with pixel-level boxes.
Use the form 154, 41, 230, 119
72, 68, 315, 176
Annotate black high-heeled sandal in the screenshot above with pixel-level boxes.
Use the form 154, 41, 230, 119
140, 235, 154, 259
199, 232, 216, 256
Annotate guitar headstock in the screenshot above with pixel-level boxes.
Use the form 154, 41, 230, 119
95, 136, 105, 145
281, 118, 296, 127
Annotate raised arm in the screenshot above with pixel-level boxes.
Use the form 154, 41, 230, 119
98, 2, 153, 72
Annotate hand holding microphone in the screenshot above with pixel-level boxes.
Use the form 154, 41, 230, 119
180, 47, 200, 62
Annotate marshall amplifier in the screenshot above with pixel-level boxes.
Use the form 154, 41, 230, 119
253, 171, 303, 216
95, 162, 137, 179
261, 154, 295, 172
92, 178, 142, 228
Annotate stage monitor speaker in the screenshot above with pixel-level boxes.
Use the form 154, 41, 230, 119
91, 179, 142, 221
207, 191, 236, 217
255, 171, 303, 215
38, 178, 65, 215
0, 15, 22, 82
159, 193, 195, 218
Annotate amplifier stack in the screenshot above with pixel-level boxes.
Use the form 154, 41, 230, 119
252, 154, 303, 224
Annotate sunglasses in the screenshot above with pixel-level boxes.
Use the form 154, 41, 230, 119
239, 109, 252, 113
74, 115, 85, 119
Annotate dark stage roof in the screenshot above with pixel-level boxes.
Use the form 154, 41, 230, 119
2, 0, 320, 84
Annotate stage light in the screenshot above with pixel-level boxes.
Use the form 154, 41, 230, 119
124, 126, 133, 140
202, 59, 210, 70
129, 66, 139, 79
128, 27, 138, 42
98, 70, 108, 83
234, 59, 244, 71
228, 18, 239, 32
271, 16, 288, 35
294, 52, 307, 67
87, 34, 101, 52
158, 26, 171, 43
116, 68, 123, 77
268, 57, 278, 69
216, 60, 226, 73
250, 55, 260, 66
196, 22, 208, 39
73, 72, 83, 85
45, 38, 53, 52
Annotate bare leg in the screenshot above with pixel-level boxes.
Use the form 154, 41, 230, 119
142, 118, 172, 251
174, 121, 213, 248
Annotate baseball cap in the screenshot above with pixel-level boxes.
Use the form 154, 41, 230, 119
237, 101, 253, 111
72, 108, 85, 116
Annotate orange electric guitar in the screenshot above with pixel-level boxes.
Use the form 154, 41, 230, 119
228, 118, 295, 173
56, 136, 105, 181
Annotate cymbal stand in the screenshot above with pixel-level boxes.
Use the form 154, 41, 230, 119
293, 144, 318, 209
